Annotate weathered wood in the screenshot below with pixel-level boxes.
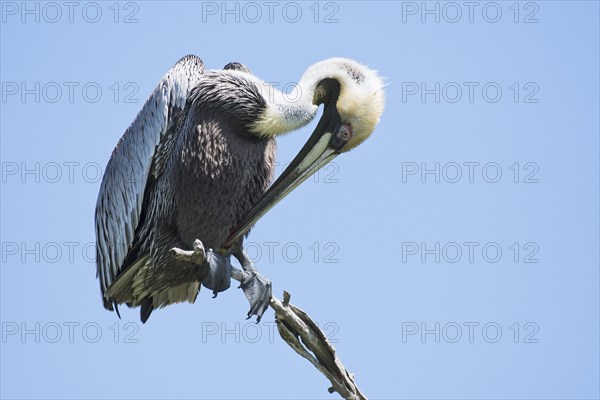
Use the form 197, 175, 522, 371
169, 239, 206, 264
172, 239, 367, 399
270, 292, 367, 400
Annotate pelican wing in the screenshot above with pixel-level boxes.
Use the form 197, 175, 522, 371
95, 55, 205, 310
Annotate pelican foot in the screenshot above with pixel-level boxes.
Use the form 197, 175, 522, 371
239, 271, 272, 322
200, 250, 232, 297
229, 244, 272, 322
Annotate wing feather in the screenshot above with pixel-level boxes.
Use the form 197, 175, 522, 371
95, 55, 205, 310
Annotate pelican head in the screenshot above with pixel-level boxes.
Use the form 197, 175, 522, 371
305, 57, 385, 153
224, 57, 385, 247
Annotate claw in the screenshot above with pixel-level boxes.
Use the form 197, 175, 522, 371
239, 271, 272, 322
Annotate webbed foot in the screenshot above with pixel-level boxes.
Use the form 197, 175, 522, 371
239, 271, 272, 322
201, 250, 232, 297
230, 245, 272, 322
170, 239, 231, 297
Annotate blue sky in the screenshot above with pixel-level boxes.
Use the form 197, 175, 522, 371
1, 1, 599, 399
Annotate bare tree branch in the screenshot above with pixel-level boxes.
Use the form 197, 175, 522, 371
169, 239, 206, 264
270, 291, 367, 400
171, 240, 367, 399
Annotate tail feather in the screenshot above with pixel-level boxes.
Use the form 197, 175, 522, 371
140, 297, 154, 323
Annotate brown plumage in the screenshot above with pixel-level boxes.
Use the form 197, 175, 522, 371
97, 57, 274, 320
95, 55, 386, 322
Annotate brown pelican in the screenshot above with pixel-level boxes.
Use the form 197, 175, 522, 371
95, 55, 385, 323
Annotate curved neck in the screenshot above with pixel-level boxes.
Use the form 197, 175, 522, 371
249, 71, 342, 138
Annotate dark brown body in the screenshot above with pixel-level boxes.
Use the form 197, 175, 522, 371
118, 112, 275, 310
100, 61, 275, 315
173, 114, 275, 250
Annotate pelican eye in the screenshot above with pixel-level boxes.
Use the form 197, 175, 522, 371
340, 124, 352, 140
329, 123, 353, 150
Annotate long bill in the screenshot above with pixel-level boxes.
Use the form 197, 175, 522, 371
222, 102, 345, 249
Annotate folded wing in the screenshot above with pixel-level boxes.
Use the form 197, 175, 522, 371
95, 55, 205, 310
